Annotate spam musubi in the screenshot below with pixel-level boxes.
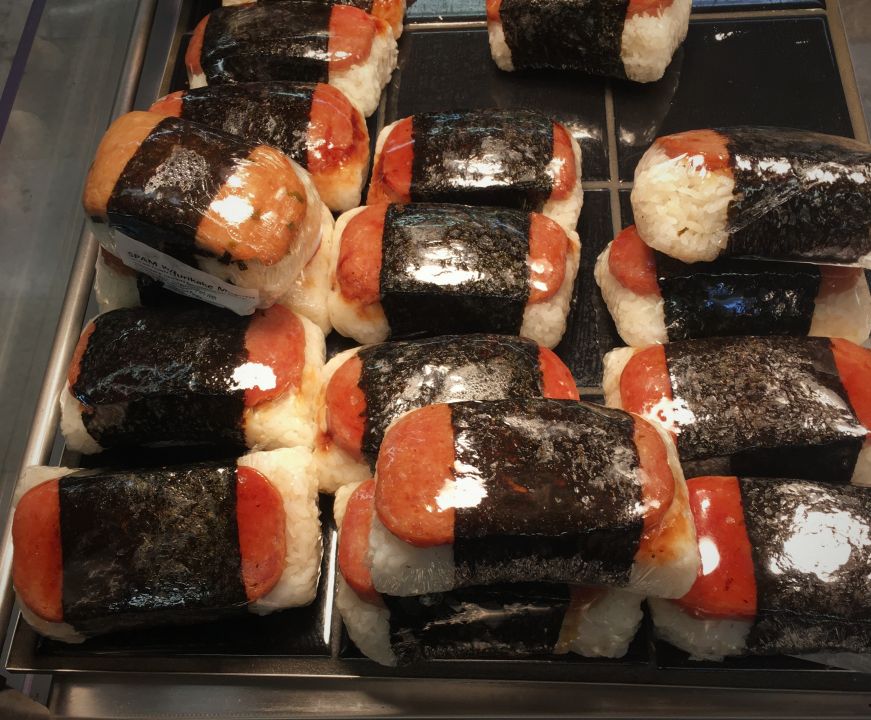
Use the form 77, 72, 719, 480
185, 3, 398, 116
60, 305, 325, 454
603, 336, 871, 484
368, 399, 699, 599
221, 0, 407, 37
328, 204, 580, 347
315, 335, 579, 492
150, 83, 369, 211
335, 480, 644, 666
367, 110, 583, 233
632, 128, 871, 266
650, 475, 871, 660
12, 449, 321, 641
487, 0, 691, 83
83, 111, 331, 311
596, 225, 871, 345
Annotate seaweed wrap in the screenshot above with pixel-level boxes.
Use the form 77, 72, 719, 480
83, 112, 332, 312
367, 110, 583, 233
150, 82, 369, 211
334, 480, 644, 665
596, 225, 871, 345
367, 399, 699, 599
650, 475, 871, 660
602, 336, 871, 485
632, 128, 871, 267
11, 448, 321, 641
328, 203, 581, 348
314, 335, 579, 492
221, 0, 406, 37
60, 304, 325, 454
185, 3, 398, 117
487, 0, 690, 83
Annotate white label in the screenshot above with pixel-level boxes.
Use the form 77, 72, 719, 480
112, 231, 260, 316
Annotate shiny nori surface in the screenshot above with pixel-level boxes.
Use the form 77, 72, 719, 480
358, 335, 542, 465
106, 117, 252, 258
665, 337, 865, 482
740, 478, 871, 654
181, 82, 316, 166
451, 399, 643, 587
724, 127, 871, 263
498, 0, 628, 79
655, 254, 820, 341
409, 110, 554, 209
379, 204, 531, 338
385, 583, 570, 664
202, 4, 332, 85
72, 306, 248, 448
262, 0, 374, 9
59, 464, 246, 635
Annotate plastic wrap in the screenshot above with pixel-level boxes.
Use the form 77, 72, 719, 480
605, 337, 870, 484
84, 112, 324, 311
61, 305, 324, 454
652, 476, 871, 659
368, 399, 699, 598
632, 128, 871, 266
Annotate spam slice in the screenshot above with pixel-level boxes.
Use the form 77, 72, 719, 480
13, 449, 321, 641
603, 336, 871, 485
83, 111, 329, 309
314, 334, 579, 492
328, 203, 580, 348
61, 305, 325, 454
186, 3, 397, 117
367, 110, 583, 233
368, 398, 699, 599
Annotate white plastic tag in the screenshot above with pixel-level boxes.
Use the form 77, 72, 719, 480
112, 231, 260, 315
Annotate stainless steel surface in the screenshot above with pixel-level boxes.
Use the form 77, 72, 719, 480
842, 0, 871, 137
0, 0, 870, 715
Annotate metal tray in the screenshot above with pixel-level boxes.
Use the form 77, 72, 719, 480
4, 0, 871, 715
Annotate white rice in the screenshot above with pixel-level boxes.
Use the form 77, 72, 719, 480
562, 589, 644, 659
542, 131, 584, 234
315, 145, 370, 213
327, 205, 391, 344
240, 448, 323, 613
594, 242, 667, 346
632, 144, 736, 264
278, 204, 335, 335
852, 445, 871, 487
809, 269, 871, 345
313, 348, 374, 493
330, 26, 397, 118
244, 313, 326, 451
620, 0, 692, 83
333, 481, 397, 666
94, 251, 139, 313
487, 0, 690, 84
368, 513, 455, 596
649, 597, 752, 661
521, 230, 580, 348
189, 71, 207, 89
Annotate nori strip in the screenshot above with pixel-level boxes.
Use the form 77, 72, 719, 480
59, 463, 247, 634
181, 83, 316, 166
655, 253, 820, 341
357, 335, 543, 466
451, 399, 644, 588
261, 0, 374, 9
106, 117, 253, 259
498, 0, 629, 79
379, 204, 531, 338
201, 4, 331, 85
72, 306, 249, 448
385, 583, 570, 664
664, 336, 865, 483
410, 110, 554, 209
724, 127, 871, 264
739, 478, 871, 654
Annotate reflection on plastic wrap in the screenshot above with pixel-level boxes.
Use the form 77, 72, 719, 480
651, 476, 871, 660
606, 336, 871, 484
